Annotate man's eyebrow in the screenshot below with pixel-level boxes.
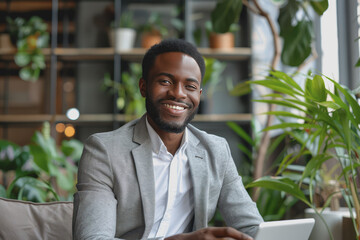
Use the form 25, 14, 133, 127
156, 72, 200, 85
186, 78, 200, 85
155, 72, 174, 79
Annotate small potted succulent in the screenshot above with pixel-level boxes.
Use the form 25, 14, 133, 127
109, 11, 137, 52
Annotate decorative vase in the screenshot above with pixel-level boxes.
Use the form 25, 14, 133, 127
305, 207, 354, 240
209, 32, 234, 49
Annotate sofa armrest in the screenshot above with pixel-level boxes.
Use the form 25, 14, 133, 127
0, 197, 73, 240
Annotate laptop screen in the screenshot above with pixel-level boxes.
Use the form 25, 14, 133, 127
255, 218, 315, 240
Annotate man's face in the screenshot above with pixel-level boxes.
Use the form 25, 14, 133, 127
139, 52, 202, 133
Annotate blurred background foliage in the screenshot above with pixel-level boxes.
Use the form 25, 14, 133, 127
0, 122, 83, 202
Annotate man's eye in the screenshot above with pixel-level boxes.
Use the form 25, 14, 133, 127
186, 85, 197, 90
159, 80, 171, 85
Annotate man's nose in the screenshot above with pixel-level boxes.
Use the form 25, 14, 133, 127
169, 84, 186, 99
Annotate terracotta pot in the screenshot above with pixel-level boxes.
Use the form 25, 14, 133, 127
209, 32, 234, 49
141, 31, 162, 49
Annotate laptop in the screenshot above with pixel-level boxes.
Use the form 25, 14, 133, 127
255, 218, 315, 240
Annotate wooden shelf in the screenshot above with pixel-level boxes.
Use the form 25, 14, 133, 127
0, 1, 76, 12
0, 47, 252, 61
0, 21, 75, 34
0, 113, 252, 124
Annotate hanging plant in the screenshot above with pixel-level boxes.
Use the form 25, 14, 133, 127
7, 16, 49, 82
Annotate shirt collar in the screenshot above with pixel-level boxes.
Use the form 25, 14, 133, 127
145, 116, 188, 156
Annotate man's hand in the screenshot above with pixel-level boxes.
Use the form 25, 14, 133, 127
165, 227, 254, 240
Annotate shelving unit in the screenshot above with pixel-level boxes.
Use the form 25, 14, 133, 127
0, 47, 252, 61
0, 0, 253, 159
0, 113, 252, 124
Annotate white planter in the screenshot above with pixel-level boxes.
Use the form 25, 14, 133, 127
305, 208, 353, 240
109, 28, 136, 52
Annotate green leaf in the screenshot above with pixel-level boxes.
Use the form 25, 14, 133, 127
51, 166, 74, 191
15, 52, 31, 66
237, 143, 253, 160
229, 81, 251, 97
246, 176, 310, 206
29, 145, 49, 173
36, 32, 49, 48
254, 99, 305, 113
318, 101, 341, 110
117, 97, 125, 110
19, 67, 33, 81
29, 68, 40, 82
307, 75, 327, 102
31, 53, 46, 69
227, 121, 254, 146
8, 176, 59, 202
327, 92, 358, 129
310, 0, 329, 16
278, 0, 299, 37
270, 71, 304, 93
281, 20, 313, 66
264, 111, 312, 122
251, 79, 300, 97
333, 81, 360, 125
32, 131, 58, 160
301, 154, 331, 181
355, 58, 360, 67
263, 123, 320, 132
211, 0, 242, 33
61, 139, 83, 161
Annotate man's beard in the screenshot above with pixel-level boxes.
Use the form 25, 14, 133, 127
145, 96, 198, 133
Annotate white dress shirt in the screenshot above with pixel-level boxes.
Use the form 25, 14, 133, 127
146, 118, 194, 238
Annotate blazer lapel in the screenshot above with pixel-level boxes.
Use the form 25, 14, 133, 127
187, 130, 208, 230
131, 115, 155, 238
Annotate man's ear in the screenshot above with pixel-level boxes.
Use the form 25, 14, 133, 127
139, 78, 146, 97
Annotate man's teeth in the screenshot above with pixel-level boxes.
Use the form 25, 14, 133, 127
165, 104, 185, 110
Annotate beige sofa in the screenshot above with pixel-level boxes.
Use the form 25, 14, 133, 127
0, 197, 73, 240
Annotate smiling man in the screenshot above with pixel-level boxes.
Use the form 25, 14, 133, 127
73, 39, 263, 240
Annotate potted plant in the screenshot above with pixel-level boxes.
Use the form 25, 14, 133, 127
0, 122, 83, 202
199, 57, 228, 113
109, 11, 137, 52
6, 16, 49, 82
207, 0, 242, 49
138, 12, 168, 49
246, 71, 360, 240
102, 63, 146, 121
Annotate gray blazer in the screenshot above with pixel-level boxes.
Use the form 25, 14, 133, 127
73, 115, 263, 240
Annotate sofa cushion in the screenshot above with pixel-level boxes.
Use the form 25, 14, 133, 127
0, 197, 73, 240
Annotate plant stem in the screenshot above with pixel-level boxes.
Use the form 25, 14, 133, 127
311, 206, 335, 240
244, 2, 281, 199
250, 0, 281, 69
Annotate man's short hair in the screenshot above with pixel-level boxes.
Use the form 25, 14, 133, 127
142, 39, 206, 82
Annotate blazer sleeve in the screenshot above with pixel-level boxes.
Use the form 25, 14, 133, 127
73, 134, 120, 240
217, 141, 263, 238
